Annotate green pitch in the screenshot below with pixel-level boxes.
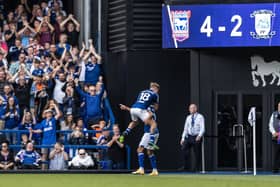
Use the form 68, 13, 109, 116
1, 174, 280, 187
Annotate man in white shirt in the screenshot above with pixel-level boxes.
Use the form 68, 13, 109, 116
180, 104, 205, 172
53, 72, 66, 109
69, 149, 94, 169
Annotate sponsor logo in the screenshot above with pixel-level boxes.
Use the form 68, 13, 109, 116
250, 9, 275, 39
171, 10, 191, 42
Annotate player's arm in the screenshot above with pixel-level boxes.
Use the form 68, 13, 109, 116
153, 93, 159, 111
119, 104, 130, 111
153, 103, 159, 111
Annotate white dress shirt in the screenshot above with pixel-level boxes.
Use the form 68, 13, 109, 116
181, 112, 205, 141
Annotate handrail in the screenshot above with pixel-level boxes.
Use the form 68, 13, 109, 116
0, 130, 131, 170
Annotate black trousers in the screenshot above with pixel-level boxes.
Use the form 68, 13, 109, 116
272, 140, 280, 171
182, 135, 202, 172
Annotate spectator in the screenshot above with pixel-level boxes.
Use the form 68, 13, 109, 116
15, 141, 41, 169
56, 33, 70, 57
83, 42, 102, 86
0, 96, 4, 130
96, 127, 111, 162
1, 96, 20, 144
30, 104, 61, 169
0, 0, 113, 171
16, 19, 36, 48
107, 124, 125, 169
69, 148, 94, 169
97, 127, 110, 146
4, 22, 16, 48
9, 51, 25, 76
60, 113, 75, 130
62, 85, 76, 116
10, 74, 32, 115
30, 76, 49, 120
37, 16, 54, 46
0, 141, 14, 170
18, 109, 36, 144
74, 78, 105, 131
49, 142, 68, 170
8, 37, 23, 62
60, 14, 80, 47
59, 113, 75, 142
1, 84, 17, 107
0, 51, 8, 69
52, 69, 66, 111
0, 70, 8, 95
69, 126, 85, 145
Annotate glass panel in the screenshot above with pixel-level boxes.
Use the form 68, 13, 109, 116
242, 95, 262, 168
217, 95, 238, 167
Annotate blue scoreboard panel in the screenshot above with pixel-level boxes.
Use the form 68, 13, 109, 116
162, 3, 280, 48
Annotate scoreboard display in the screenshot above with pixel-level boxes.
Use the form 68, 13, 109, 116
162, 3, 280, 48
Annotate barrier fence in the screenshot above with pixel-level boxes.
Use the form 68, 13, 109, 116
0, 130, 131, 170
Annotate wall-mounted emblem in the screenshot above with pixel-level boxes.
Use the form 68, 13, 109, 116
171, 10, 191, 42
251, 55, 280, 87
250, 10, 276, 39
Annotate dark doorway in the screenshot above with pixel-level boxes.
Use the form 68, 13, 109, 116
214, 92, 265, 170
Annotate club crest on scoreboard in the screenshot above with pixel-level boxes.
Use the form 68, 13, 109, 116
171, 10, 191, 42
250, 9, 275, 39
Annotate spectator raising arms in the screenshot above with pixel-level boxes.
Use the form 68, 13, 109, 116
30, 104, 61, 169
0, 0, 117, 171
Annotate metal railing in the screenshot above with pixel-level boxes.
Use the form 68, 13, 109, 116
0, 130, 131, 170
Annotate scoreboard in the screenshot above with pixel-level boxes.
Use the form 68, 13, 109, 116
162, 3, 280, 48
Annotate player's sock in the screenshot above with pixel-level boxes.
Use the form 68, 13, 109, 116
123, 128, 132, 136
149, 154, 157, 171
138, 152, 145, 169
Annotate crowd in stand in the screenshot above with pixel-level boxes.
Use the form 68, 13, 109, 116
0, 0, 126, 170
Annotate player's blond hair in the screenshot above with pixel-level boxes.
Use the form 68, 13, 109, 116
150, 82, 160, 90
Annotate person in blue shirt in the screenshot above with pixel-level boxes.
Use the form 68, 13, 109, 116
1, 96, 20, 144
1, 84, 19, 108
56, 34, 71, 57
120, 82, 160, 150
15, 141, 41, 169
30, 103, 61, 169
18, 109, 36, 145
31, 57, 45, 77
74, 78, 105, 131
120, 104, 159, 176
83, 42, 102, 85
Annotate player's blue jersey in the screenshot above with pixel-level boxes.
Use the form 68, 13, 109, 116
132, 90, 159, 110
144, 106, 159, 133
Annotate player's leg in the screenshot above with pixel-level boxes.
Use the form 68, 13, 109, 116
139, 110, 159, 149
146, 132, 159, 176
120, 108, 140, 142
120, 121, 138, 143
147, 149, 158, 176
132, 132, 150, 175
144, 118, 159, 149
122, 121, 138, 136
132, 146, 145, 175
